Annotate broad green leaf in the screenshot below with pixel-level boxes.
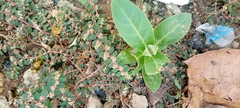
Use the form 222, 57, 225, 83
131, 51, 144, 75
142, 68, 162, 92
112, 0, 155, 52
144, 52, 170, 75
131, 56, 144, 75
154, 13, 192, 50
143, 44, 158, 56
117, 49, 137, 64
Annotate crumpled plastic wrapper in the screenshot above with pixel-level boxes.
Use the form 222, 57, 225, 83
195, 23, 235, 47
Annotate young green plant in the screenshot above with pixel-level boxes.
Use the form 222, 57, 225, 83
112, 0, 192, 92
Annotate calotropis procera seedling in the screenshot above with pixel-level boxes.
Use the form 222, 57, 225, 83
111, 0, 191, 92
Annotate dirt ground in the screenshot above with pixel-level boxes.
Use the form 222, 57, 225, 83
1, 0, 240, 107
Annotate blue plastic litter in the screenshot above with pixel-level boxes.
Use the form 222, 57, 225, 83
195, 23, 235, 47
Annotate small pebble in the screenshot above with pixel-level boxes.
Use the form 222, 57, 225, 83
34, 0, 39, 3
165, 3, 182, 14
130, 93, 148, 108
12, 49, 20, 56
3, 58, 11, 68
106, 24, 113, 31
232, 41, 239, 49
95, 89, 106, 103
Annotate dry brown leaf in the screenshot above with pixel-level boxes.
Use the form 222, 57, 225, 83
0, 73, 4, 93
184, 48, 240, 108
147, 83, 170, 106
0, 73, 4, 87
32, 56, 42, 70
52, 45, 63, 52
81, 50, 89, 59
52, 27, 61, 36
103, 100, 118, 108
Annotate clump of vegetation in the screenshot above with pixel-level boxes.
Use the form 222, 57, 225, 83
0, 0, 131, 107
112, 0, 191, 92
1, 0, 223, 107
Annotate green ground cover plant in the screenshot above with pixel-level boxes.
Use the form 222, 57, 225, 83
0, 0, 132, 107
